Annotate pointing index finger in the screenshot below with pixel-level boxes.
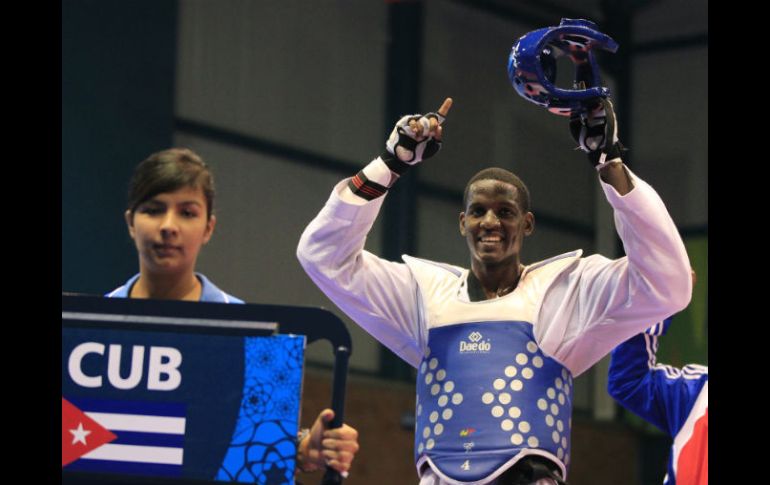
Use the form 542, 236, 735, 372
437, 97, 453, 118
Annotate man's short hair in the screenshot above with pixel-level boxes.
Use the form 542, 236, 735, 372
463, 167, 531, 212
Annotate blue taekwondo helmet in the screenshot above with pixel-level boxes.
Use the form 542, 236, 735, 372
507, 18, 619, 116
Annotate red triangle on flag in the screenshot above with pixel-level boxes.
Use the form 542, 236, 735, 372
62, 397, 118, 467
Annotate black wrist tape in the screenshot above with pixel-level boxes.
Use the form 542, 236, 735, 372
348, 170, 389, 200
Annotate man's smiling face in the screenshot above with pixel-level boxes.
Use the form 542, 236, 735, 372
459, 179, 533, 270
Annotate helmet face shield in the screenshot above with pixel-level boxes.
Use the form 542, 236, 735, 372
508, 19, 619, 116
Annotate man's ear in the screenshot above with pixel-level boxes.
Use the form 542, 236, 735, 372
203, 215, 217, 244
524, 212, 535, 236
459, 212, 467, 236
125, 210, 135, 240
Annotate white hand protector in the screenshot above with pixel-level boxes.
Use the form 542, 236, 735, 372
347, 98, 451, 201
569, 97, 626, 168
382, 111, 445, 175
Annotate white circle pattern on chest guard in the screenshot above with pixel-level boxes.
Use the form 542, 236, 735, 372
541, 372, 573, 460
475, 337, 573, 463
415, 353, 465, 456
414, 322, 574, 482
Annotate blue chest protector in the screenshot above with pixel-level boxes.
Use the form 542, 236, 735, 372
414, 321, 572, 483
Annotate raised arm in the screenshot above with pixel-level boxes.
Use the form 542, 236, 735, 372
538, 98, 692, 375
297, 99, 453, 367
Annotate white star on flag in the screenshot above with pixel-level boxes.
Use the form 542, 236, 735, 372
70, 422, 91, 445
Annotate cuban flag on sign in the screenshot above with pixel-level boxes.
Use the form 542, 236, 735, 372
62, 396, 186, 477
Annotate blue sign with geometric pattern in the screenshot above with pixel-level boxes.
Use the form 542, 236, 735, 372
63, 316, 304, 484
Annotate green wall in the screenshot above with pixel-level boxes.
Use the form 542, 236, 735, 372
62, 0, 178, 294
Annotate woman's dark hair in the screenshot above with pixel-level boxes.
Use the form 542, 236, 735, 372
127, 148, 215, 219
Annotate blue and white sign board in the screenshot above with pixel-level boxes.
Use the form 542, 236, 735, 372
62, 295, 305, 485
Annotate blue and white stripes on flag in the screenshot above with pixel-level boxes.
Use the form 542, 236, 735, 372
64, 396, 186, 477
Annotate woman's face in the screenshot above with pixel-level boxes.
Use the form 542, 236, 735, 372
125, 185, 215, 277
